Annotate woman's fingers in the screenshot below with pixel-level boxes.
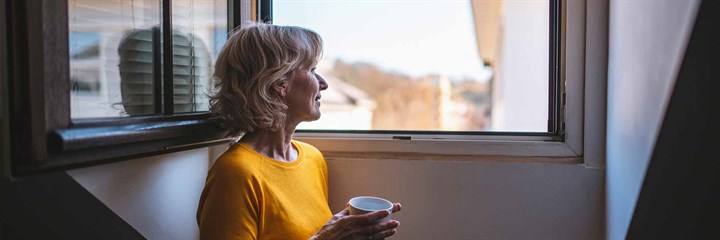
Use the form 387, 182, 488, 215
392, 203, 401, 213
343, 211, 395, 227
367, 210, 390, 222
369, 228, 398, 240
328, 208, 349, 222
320, 208, 400, 240
361, 220, 399, 236
336, 208, 350, 216
344, 210, 389, 225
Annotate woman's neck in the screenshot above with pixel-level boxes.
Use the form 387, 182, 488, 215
240, 124, 298, 162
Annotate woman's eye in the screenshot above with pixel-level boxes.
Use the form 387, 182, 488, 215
311, 67, 317, 73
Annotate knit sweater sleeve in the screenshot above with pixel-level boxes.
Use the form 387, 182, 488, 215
197, 154, 262, 240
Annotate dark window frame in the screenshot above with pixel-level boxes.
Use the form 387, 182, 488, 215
5, 0, 245, 176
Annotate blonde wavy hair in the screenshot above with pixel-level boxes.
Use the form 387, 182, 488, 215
210, 22, 323, 136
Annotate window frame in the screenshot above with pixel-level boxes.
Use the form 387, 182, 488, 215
3, 0, 608, 176
276, 0, 607, 167
1, 0, 10, 178
4, 0, 249, 176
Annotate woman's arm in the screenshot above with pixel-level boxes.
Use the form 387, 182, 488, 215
197, 162, 261, 240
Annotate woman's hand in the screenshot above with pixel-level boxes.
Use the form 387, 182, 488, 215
311, 203, 402, 240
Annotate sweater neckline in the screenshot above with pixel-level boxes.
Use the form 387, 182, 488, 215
236, 140, 305, 169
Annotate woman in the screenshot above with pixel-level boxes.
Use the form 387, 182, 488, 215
197, 22, 401, 240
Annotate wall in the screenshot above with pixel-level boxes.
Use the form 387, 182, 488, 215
327, 159, 604, 240
605, 1, 700, 239
627, 2, 720, 237
66, 145, 226, 240
3, 172, 144, 238
2, 0, 604, 238
65, 148, 603, 239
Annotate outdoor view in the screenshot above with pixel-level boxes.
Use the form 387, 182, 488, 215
276, 0, 550, 132
68, 0, 549, 132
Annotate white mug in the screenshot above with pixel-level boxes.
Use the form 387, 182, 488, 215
348, 196, 394, 222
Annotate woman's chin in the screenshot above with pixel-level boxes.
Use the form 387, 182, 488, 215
300, 112, 321, 122
310, 113, 321, 121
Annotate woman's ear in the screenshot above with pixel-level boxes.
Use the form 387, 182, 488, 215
273, 80, 288, 97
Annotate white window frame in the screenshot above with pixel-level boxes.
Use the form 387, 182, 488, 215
292, 0, 608, 168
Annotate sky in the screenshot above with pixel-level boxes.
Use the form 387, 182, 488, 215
273, 0, 492, 82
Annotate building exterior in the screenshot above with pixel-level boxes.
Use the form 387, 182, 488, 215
298, 74, 376, 130
471, 0, 549, 132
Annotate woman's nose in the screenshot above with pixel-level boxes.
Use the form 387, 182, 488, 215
318, 74, 329, 91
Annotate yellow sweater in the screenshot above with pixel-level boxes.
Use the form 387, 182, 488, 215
197, 140, 332, 240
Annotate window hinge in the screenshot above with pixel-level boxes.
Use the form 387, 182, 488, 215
560, 91, 567, 140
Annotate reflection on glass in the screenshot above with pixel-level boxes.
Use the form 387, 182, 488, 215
172, 0, 227, 113
70, 32, 101, 95
69, 0, 227, 118
117, 28, 157, 115
69, 0, 161, 118
274, 0, 549, 132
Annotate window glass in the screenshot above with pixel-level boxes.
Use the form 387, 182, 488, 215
69, 0, 227, 118
172, 0, 227, 113
69, 0, 161, 118
273, 0, 549, 132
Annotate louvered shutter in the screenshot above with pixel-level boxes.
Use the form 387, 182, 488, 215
118, 28, 211, 115
172, 30, 211, 113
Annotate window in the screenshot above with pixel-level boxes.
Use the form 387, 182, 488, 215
275, 0, 553, 133
5, 0, 244, 175
68, 0, 226, 118
268, 0, 605, 166
4, 0, 606, 174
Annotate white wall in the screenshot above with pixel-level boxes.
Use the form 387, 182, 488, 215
67, 145, 226, 240
66, 145, 603, 240
328, 159, 604, 240
606, 1, 699, 239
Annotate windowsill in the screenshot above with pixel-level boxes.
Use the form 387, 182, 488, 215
319, 150, 582, 164
295, 135, 583, 165
11, 114, 232, 176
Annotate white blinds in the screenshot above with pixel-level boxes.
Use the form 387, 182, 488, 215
69, 0, 161, 118
69, 0, 225, 117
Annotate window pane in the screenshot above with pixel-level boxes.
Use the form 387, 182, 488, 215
69, 0, 161, 118
274, 0, 549, 132
172, 0, 227, 113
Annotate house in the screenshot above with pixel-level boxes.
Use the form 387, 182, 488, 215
1, 0, 718, 239
297, 74, 376, 131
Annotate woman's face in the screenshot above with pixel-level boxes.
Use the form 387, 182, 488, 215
284, 66, 329, 123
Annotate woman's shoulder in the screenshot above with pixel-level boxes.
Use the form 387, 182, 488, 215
210, 144, 264, 178
292, 140, 323, 157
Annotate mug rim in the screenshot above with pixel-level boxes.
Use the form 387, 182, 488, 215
348, 196, 393, 212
